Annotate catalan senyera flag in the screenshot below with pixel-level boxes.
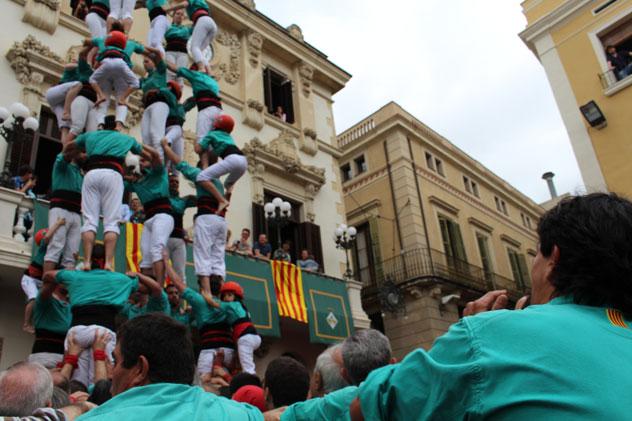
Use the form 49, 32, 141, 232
125, 222, 143, 272
271, 260, 308, 323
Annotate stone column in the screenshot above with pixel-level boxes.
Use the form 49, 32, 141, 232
346, 278, 371, 329
241, 30, 265, 131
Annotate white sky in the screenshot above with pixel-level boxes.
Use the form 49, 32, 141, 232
256, 0, 586, 204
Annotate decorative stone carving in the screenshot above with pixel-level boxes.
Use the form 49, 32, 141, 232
249, 162, 266, 204
299, 128, 318, 156
23, 0, 61, 34
243, 99, 265, 131
6, 35, 63, 86
236, 0, 256, 10
287, 24, 304, 42
242, 132, 326, 191
126, 91, 144, 128
212, 31, 241, 85
304, 183, 318, 222
246, 31, 263, 68
298, 63, 314, 97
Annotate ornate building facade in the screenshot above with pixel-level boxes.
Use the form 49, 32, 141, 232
0, 0, 371, 370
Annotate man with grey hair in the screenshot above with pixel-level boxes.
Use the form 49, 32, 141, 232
309, 343, 348, 398
281, 329, 394, 420
0, 362, 53, 416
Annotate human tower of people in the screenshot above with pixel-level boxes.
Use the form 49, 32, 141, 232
19, 0, 262, 389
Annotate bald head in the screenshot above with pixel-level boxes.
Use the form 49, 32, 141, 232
0, 362, 53, 416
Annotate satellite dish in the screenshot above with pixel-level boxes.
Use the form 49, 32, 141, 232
187, 39, 214, 65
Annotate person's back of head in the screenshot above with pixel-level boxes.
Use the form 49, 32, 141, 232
114, 313, 195, 395
89, 379, 112, 405
537, 193, 632, 316
92, 243, 106, 270
313, 343, 348, 395
51, 386, 70, 409
229, 372, 262, 396
18, 164, 33, 178
0, 362, 53, 416
342, 329, 392, 385
264, 356, 309, 408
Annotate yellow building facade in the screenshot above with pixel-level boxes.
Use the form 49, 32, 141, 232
339, 103, 543, 358
520, 0, 632, 196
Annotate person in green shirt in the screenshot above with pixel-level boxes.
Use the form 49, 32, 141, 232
170, 0, 216, 74
119, 272, 170, 320
64, 130, 150, 272
353, 193, 632, 421
45, 61, 81, 145
164, 9, 192, 85
166, 173, 196, 282
76, 313, 263, 420
67, 46, 104, 143
164, 80, 192, 174
166, 283, 194, 327
145, 0, 183, 57
162, 139, 227, 296
84, 0, 109, 38
195, 114, 246, 214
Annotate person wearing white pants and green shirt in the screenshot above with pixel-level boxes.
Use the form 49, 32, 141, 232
164, 9, 192, 85
145, 0, 184, 58
167, 173, 196, 283
171, 0, 216, 74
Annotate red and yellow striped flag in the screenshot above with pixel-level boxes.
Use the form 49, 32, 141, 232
125, 222, 143, 272
271, 260, 307, 323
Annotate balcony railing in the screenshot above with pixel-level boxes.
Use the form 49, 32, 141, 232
598, 68, 632, 91
376, 247, 525, 294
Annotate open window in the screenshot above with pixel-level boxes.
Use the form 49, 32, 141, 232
263, 67, 295, 124
597, 13, 632, 87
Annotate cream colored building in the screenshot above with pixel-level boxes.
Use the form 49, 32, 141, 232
0, 0, 371, 370
520, 0, 632, 196
339, 102, 544, 358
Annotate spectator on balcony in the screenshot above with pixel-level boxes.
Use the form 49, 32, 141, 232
352, 193, 632, 420
272, 241, 292, 262
129, 196, 145, 224
229, 228, 253, 256
12, 165, 36, 198
253, 234, 272, 260
605, 45, 632, 81
274, 106, 287, 122
297, 249, 319, 272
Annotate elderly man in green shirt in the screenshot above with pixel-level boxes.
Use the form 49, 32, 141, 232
352, 193, 632, 420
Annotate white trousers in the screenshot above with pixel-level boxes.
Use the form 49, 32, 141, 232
167, 237, 186, 284
45, 82, 81, 129
197, 347, 234, 376
81, 169, 124, 235
65, 325, 116, 388
141, 101, 169, 163
90, 58, 139, 125
165, 51, 189, 85
28, 352, 64, 369
108, 0, 134, 20
196, 154, 247, 191
140, 213, 174, 268
193, 214, 226, 277
70, 95, 105, 135
148, 15, 169, 57
190, 15, 217, 66
237, 334, 261, 374
85, 12, 106, 38
165, 125, 183, 173
196, 106, 222, 143
45, 207, 82, 269
21, 274, 42, 301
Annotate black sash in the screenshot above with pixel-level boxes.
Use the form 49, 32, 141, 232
195, 90, 222, 111
144, 197, 173, 220
31, 329, 66, 355
71, 305, 118, 332
199, 322, 234, 350
148, 7, 166, 21
86, 155, 125, 176
50, 190, 81, 214
165, 38, 188, 53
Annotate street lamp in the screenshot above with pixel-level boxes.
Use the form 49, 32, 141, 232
0, 102, 39, 187
264, 197, 292, 255
334, 224, 357, 280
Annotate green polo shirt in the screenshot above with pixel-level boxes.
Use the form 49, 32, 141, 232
147, 290, 170, 314
120, 302, 146, 320
175, 162, 223, 199
55, 270, 138, 309
75, 130, 142, 159
185, 0, 209, 20
282, 386, 358, 421
32, 241, 48, 267
170, 305, 193, 327
93, 38, 144, 69
76, 59, 93, 83
145, 0, 165, 10
165, 24, 192, 41
127, 165, 170, 205
359, 296, 632, 420
181, 288, 226, 327
77, 383, 262, 421
51, 154, 83, 193
33, 294, 71, 335
168, 102, 186, 125
220, 301, 248, 326
198, 130, 236, 157
59, 67, 79, 84
169, 194, 196, 216
175, 68, 219, 96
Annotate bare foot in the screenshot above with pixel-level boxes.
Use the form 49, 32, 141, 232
62, 111, 71, 121
23, 323, 35, 334
104, 261, 115, 271
82, 262, 92, 271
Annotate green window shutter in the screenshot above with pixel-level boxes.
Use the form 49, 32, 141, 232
517, 253, 531, 287
450, 221, 467, 262
476, 234, 492, 274
507, 249, 522, 287
439, 217, 452, 257
368, 217, 383, 283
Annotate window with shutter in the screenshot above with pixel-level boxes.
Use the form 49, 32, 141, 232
507, 248, 528, 288
262, 67, 295, 124
298, 222, 324, 272
252, 203, 266, 241
476, 233, 493, 278
352, 223, 375, 285
281, 80, 295, 124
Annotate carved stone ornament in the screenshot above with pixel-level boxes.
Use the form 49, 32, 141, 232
299, 127, 318, 156
126, 91, 144, 128
6, 35, 63, 85
23, 0, 61, 34
236, 0, 256, 10
212, 31, 241, 85
246, 31, 263, 68
298, 63, 314, 97
287, 24, 304, 42
243, 99, 265, 131
242, 132, 326, 191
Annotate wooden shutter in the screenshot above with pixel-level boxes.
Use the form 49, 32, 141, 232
281, 80, 295, 124
252, 203, 266, 239
476, 234, 492, 274
298, 222, 324, 272
508, 249, 522, 287
450, 221, 467, 262
439, 217, 451, 257
263, 68, 273, 113
517, 253, 531, 288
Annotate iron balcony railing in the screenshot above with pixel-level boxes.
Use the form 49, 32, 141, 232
376, 247, 527, 294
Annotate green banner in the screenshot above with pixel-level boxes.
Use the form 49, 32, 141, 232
303, 271, 354, 344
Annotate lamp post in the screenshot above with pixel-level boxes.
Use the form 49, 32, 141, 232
334, 224, 357, 280
264, 197, 292, 255
0, 102, 39, 188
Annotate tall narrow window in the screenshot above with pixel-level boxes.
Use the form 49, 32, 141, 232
507, 248, 530, 289
476, 233, 493, 279
435, 158, 445, 176
352, 223, 375, 285
354, 155, 367, 174
425, 152, 435, 170
263, 67, 295, 124
439, 216, 467, 267
340, 163, 352, 182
